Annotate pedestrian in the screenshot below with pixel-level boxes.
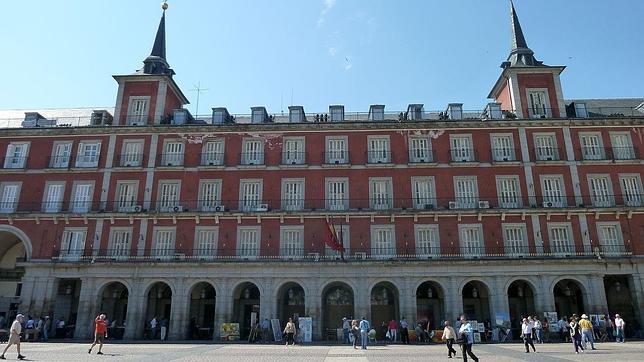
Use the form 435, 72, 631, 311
283, 317, 296, 346
24, 316, 34, 342
359, 317, 370, 350
150, 316, 158, 339
35, 316, 44, 342
260, 318, 271, 343
341, 317, 350, 344
569, 316, 584, 354
350, 320, 360, 349
399, 317, 409, 344
591, 315, 600, 340
521, 318, 536, 353
558, 316, 569, 342
579, 314, 596, 350
604, 315, 614, 342
160, 317, 168, 341
387, 319, 397, 342
88, 314, 107, 355
457, 315, 479, 362
0, 313, 26, 360
533, 316, 543, 343
442, 320, 458, 359
542, 317, 549, 342
614, 314, 625, 343
43, 316, 51, 342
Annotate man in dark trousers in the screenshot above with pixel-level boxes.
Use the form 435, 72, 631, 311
399, 317, 410, 344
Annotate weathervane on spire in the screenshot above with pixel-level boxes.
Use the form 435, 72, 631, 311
162, 1, 169, 11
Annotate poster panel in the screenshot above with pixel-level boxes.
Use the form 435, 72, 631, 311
544, 312, 559, 332
271, 318, 283, 342
220, 323, 240, 341
298, 317, 313, 343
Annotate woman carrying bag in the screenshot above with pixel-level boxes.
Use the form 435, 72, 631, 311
283, 318, 297, 346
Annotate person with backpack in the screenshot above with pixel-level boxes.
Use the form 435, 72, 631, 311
457, 315, 479, 362
569, 316, 584, 354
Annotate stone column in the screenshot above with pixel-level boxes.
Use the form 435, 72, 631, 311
125, 279, 146, 340
354, 278, 369, 321
399, 277, 416, 322
587, 274, 608, 313
444, 277, 462, 322
213, 279, 233, 340
489, 277, 510, 324
74, 278, 97, 340
306, 279, 322, 340
536, 275, 556, 313
169, 278, 188, 340
628, 274, 644, 329
259, 278, 275, 324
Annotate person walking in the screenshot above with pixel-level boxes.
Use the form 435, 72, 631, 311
0, 314, 26, 360
160, 317, 168, 341
614, 314, 625, 343
387, 319, 397, 342
604, 315, 614, 342
579, 314, 596, 350
283, 318, 296, 346
149, 316, 158, 339
350, 320, 360, 349
88, 314, 108, 355
43, 316, 51, 342
359, 317, 370, 350
533, 316, 543, 343
570, 316, 584, 354
457, 315, 478, 362
342, 317, 350, 344
521, 318, 536, 353
260, 318, 271, 343
558, 316, 568, 342
442, 320, 458, 358
399, 317, 409, 344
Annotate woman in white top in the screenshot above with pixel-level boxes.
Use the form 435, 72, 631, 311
521, 318, 536, 353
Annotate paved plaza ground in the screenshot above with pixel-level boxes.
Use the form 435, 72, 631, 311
2, 341, 643, 361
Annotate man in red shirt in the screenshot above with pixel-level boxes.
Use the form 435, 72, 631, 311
88, 314, 108, 355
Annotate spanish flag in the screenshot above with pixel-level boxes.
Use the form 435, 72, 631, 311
324, 219, 344, 252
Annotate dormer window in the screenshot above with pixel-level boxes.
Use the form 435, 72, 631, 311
289, 106, 306, 123
368, 105, 385, 121
251, 107, 268, 124
447, 103, 463, 120
127, 96, 150, 126
485, 103, 502, 119
329, 105, 344, 122
407, 104, 424, 120
172, 109, 193, 125
574, 103, 588, 118
527, 89, 550, 118
212, 107, 231, 124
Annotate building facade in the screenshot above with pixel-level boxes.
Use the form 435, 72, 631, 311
1, 3, 643, 341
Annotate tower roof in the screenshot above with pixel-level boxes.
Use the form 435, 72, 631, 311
503, 0, 543, 68
140, 2, 175, 77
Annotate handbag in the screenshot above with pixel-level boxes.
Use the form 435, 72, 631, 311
456, 332, 467, 345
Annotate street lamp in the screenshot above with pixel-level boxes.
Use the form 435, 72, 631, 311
472, 287, 478, 298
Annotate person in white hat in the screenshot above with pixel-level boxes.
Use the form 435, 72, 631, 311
0, 314, 26, 360
579, 314, 596, 350
614, 314, 626, 343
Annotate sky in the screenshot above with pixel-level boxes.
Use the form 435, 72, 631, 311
1, 0, 643, 115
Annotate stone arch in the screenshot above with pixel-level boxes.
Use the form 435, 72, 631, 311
276, 281, 306, 326
461, 280, 492, 323
144, 281, 173, 339
232, 281, 261, 340
187, 281, 217, 339
507, 279, 537, 333
0, 225, 33, 260
321, 281, 355, 340
416, 280, 446, 330
97, 281, 129, 337
552, 278, 587, 319
370, 281, 399, 340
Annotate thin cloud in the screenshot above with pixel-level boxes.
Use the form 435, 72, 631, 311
328, 47, 337, 56
317, 0, 337, 27
344, 56, 352, 71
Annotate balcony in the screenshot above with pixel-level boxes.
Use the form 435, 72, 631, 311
51, 244, 632, 263
579, 147, 639, 161
47, 156, 71, 169
533, 147, 563, 162
74, 155, 99, 168
367, 151, 393, 164
281, 151, 307, 166
449, 149, 477, 163
158, 153, 184, 167
200, 152, 225, 166
2, 156, 27, 169
323, 152, 350, 165
491, 148, 520, 162
117, 153, 144, 167
239, 153, 264, 166
408, 150, 436, 164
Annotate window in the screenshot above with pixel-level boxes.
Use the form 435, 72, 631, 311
239, 179, 262, 211
152, 227, 176, 258
326, 137, 348, 164
115, 181, 138, 212
619, 175, 642, 206
596, 223, 624, 255
502, 224, 528, 256
75, 142, 101, 167
371, 225, 395, 258
162, 141, 184, 166
157, 181, 180, 211
43, 182, 65, 212
459, 224, 483, 256
70, 182, 93, 213
415, 225, 439, 256
548, 224, 573, 255
409, 136, 432, 163
325, 224, 349, 258
454, 176, 478, 209
580, 133, 605, 160
198, 180, 222, 211
60, 228, 87, 259
194, 227, 218, 257
368, 136, 391, 163
121, 140, 143, 167
369, 178, 393, 210
610, 132, 635, 160
50, 141, 72, 168
289, 108, 304, 123
0, 183, 20, 213
281, 179, 304, 211
251, 109, 266, 124
282, 137, 305, 165
201, 140, 224, 166
326, 178, 349, 211
496, 176, 522, 208
241, 138, 264, 165
450, 135, 474, 162
588, 175, 614, 207
491, 135, 515, 161
574, 103, 588, 118
411, 177, 436, 210
527, 89, 549, 118
541, 175, 566, 207
280, 226, 304, 258
237, 226, 260, 258
4, 142, 29, 169
127, 96, 149, 125
330, 106, 344, 122
108, 228, 132, 258
534, 134, 558, 161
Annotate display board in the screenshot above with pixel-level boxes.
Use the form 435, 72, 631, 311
220, 323, 240, 341
298, 317, 312, 343
271, 318, 283, 342
544, 312, 558, 332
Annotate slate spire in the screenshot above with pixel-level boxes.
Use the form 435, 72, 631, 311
504, 0, 543, 68
142, 1, 175, 76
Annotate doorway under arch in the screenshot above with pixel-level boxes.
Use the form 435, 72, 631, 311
508, 280, 536, 336
145, 282, 172, 339
370, 282, 399, 340
322, 282, 354, 341
462, 281, 491, 323
188, 282, 216, 339
416, 281, 445, 331
232, 282, 260, 340
277, 282, 305, 326
98, 282, 129, 339
554, 279, 585, 319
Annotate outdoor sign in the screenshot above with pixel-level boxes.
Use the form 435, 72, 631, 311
271, 318, 283, 342
495, 312, 510, 329
220, 323, 240, 341
298, 317, 313, 343
544, 312, 558, 332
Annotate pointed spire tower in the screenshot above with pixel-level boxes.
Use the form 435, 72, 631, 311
488, 1, 566, 118
112, 1, 188, 126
